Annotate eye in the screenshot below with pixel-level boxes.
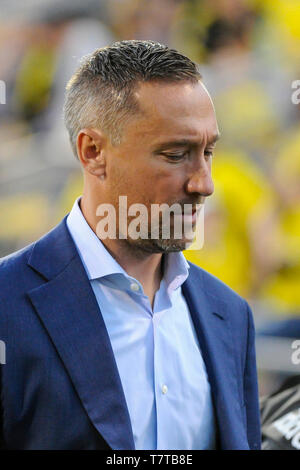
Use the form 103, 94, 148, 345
162, 151, 188, 161
204, 150, 214, 158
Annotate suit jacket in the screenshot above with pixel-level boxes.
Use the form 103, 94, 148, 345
0, 216, 261, 450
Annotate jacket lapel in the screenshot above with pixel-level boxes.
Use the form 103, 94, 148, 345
182, 264, 249, 450
26, 218, 135, 450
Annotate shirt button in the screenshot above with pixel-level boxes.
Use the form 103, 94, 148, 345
130, 282, 139, 292
162, 385, 168, 394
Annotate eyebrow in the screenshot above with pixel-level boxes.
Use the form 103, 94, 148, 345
152, 133, 221, 152
210, 132, 221, 144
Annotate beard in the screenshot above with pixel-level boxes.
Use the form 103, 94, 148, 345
118, 214, 196, 254
97, 193, 202, 254
126, 236, 187, 253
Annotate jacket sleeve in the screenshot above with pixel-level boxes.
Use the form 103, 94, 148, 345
243, 300, 261, 450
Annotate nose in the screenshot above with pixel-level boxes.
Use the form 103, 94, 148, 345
185, 165, 214, 197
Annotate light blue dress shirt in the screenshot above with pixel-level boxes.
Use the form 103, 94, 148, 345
67, 197, 216, 450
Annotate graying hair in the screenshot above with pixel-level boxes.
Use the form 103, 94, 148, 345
63, 40, 202, 158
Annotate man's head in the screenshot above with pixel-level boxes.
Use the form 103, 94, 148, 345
64, 40, 203, 156
64, 40, 219, 253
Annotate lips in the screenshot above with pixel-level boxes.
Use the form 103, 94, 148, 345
174, 211, 197, 224
182, 212, 197, 223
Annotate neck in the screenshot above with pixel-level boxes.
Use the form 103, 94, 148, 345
80, 194, 164, 307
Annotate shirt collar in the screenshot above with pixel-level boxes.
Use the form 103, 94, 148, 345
66, 197, 190, 291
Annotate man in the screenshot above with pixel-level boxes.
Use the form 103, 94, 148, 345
0, 40, 261, 450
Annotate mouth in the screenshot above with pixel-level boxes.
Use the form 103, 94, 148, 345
182, 212, 197, 224
173, 207, 198, 225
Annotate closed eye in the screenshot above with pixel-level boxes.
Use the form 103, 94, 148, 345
161, 148, 214, 161
161, 151, 188, 161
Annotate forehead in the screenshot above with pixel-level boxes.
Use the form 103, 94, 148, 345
128, 80, 219, 144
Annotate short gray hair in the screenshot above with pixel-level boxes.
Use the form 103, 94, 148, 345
63, 40, 202, 158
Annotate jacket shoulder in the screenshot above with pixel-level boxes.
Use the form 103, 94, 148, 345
0, 242, 35, 284
0, 216, 72, 290
187, 261, 248, 309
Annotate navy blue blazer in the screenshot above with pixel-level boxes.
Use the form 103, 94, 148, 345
0, 217, 261, 450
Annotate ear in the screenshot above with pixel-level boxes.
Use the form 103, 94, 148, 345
76, 128, 107, 179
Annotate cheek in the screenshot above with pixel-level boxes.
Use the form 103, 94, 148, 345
109, 154, 186, 204
150, 171, 186, 205
109, 162, 153, 204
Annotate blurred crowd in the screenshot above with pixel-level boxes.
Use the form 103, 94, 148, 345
0, 0, 299, 392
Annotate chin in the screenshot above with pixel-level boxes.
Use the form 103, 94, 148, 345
129, 237, 191, 254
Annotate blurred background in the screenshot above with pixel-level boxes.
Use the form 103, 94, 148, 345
0, 0, 299, 397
